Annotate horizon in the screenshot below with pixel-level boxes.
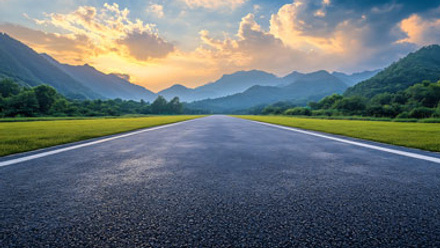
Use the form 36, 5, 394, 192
1, 0, 439, 91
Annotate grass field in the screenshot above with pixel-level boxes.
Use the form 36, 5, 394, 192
0, 114, 154, 122
235, 115, 440, 152
0, 115, 204, 157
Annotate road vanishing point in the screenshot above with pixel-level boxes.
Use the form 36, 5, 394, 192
1, 115, 440, 247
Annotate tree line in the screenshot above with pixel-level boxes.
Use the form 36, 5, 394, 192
260, 80, 440, 119
0, 79, 184, 117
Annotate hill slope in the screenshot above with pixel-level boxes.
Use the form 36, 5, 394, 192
345, 45, 440, 97
0, 33, 156, 101
0, 33, 99, 99
332, 70, 381, 86
41, 54, 156, 101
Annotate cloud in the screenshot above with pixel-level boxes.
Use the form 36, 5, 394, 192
181, 0, 247, 10
111, 72, 130, 81
267, 0, 418, 71
398, 13, 440, 46
253, 4, 262, 13
314, 0, 331, 17
147, 4, 164, 18
117, 31, 174, 60
197, 13, 319, 74
33, 3, 174, 62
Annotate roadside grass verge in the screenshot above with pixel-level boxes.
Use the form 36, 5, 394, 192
275, 115, 440, 123
0, 115, 204, 157
0, 114, 153, 122
235, 115, 440, 152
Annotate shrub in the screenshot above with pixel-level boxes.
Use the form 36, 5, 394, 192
284, 107, 311, 116
408, 107, 435, 119
396, 112, 409, 119
311, 109, 335, 116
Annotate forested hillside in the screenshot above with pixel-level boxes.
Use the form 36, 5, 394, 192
345, 45, 440, 98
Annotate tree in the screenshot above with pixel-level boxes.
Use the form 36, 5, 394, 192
284, 107, 311, 116
408, 107, 434, 118
0, 78, 21, 97
50, 98, 70, 115
262, 106, 283, 115
332, 96, 366, 115
33, 85, 58, 114
7, 90, 39, 116
0, 96, 5, 117
370, 93, 393, 106
151, 96, 168, 114
167, 97, 183, 114
309, 94, 343, 110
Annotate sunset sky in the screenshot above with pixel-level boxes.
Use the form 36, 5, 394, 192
1, 0, 439, 92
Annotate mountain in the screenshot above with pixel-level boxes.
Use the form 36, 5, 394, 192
0, 33, 156, 101
332, 70, 381, 86
159, 70, 282, 102
41, 54, 156, 101
196, 70, 281, 96
282, 71, 306, 84
158, 84, 195, 101
0, 33, 99, 99
188, 70, 348, 112
345, 45, 440, 98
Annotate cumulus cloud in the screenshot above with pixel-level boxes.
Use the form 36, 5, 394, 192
33, 3, 174, 62
196, 13, 321, 74
148, 4, 164, 18
117, 31, 174, 60
399, 13, 440, 46
181, 0, 247, 10
267, 0, 418, 71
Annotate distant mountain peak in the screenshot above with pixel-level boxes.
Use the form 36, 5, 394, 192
82, 63, 96, 70
306, 70, 328, 76
168, 84, 190, 89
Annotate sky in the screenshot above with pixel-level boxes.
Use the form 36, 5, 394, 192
0, 0, 439, 92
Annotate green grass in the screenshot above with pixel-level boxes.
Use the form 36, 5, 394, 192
0, 114, 155, 122
235, 115, 440, 152
254, 115, 440, 123
0, 115, 204, 157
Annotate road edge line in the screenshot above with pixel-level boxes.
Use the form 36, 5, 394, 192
248, 119, 440, 164
0, 118, 198, 167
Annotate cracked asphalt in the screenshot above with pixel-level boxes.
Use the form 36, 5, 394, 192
1, 115, 440, 247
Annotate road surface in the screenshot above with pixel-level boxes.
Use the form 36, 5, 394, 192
1, 115, 440, 247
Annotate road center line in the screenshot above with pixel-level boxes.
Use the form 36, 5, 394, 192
250, 120, 440, 164
0, 119, 196, 167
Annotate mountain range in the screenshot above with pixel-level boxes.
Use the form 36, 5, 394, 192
41, 54, 156, 101
0, 32, 381, 108
187, 70, 350, 112
158, 70, 282, 102
0, 33, 156, 101
159, 69, 379, 103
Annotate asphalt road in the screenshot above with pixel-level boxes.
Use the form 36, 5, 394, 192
2, 115, 440, 247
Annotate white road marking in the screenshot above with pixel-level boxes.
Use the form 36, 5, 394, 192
0, 119, 197, 167
250, 120, 440, 164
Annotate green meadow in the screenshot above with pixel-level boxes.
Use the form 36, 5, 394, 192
235, 115, 440, 152
0, 115, 204, 156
